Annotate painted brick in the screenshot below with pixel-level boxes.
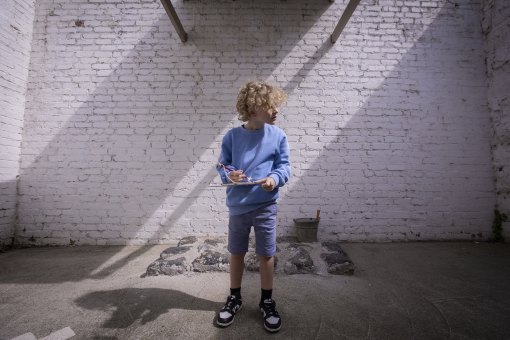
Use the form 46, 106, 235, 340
0, 0, 36, 246
4, 0, 500, 245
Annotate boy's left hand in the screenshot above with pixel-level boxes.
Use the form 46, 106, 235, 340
261, 177, 276, 192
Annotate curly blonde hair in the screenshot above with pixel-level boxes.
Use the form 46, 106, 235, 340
236, 81, 287, 122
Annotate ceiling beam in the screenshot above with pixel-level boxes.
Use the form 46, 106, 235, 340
330, 0, 361, 44
159, 0, 360, 45
160, 0, 188, 43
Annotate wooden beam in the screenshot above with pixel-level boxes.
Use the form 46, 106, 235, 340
160, 0, 188, 43
330, 0, 360, 44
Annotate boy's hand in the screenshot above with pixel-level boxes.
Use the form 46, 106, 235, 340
229, 170, 246, 182
261, 177, 276, 192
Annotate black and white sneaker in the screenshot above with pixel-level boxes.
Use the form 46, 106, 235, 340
260, 298, 282, 332
217, 295, 243, 327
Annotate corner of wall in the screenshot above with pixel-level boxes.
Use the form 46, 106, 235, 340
481, 0, 510, 241
0, 0, 37, 248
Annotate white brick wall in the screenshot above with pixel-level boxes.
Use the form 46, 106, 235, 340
0, 0, 36, 247
482, 0, 510, 239
15, 0, 496, 245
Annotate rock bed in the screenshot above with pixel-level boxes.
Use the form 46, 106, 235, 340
144, 236, 354, 277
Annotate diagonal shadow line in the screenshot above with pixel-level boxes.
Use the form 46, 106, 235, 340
89, 245, 153, 279
4, 5, 334, 250
277, 3, 494, 240
90, 167, 218, 278
283, 40, 334, 94
158, 167, 219, 230
129, 32, 339, 269
89, 36, 336, 273
12, 0, 333, 284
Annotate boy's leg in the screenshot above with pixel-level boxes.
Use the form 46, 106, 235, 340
217, 214, 250, 328
253, 203, 277, 291
253, 204, 281, 333
230, 253, 246, 290
259, 255, 274, 290
227, 212, 251, 290
217, 253, 246, 327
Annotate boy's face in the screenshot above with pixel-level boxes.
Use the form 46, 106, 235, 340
251, 106, 279, 125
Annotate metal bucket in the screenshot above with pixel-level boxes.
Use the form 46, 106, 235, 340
294, 218, 319, 242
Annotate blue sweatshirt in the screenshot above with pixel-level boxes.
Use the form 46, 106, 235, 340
217, 124, 291, 215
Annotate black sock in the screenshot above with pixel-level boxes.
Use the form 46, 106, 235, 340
260, 289, 272, 304
230, 287, 242, 299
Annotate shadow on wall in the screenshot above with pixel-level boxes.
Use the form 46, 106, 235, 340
0, 181, 17, 246
279, 2, 495, 241
4, 0, 331, 281
2, 1, 494, 286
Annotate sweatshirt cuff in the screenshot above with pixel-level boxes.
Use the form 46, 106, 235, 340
269, 174, 280, 187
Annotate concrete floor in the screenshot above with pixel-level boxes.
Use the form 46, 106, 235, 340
1, 242, 509, 340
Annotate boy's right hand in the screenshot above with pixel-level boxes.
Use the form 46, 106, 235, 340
229, 170, 247, 182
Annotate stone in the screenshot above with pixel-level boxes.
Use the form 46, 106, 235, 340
320, 253, 354, 275
192, 250, 229, 272
245, 253, 278, 272
160, 246, 191, 260
276, 236, 299, 243
245, 253, 259, 271
197, 238, 226, 252
320, 241, 355, 275
321, 241, 345, 253
286, 243, 312, 251
178, 236, 198, 247
284, 247, 315, 274
146, 257, 187, 276
141, 238, 354, 277
320, 250, 350, 264
249, 238, 256, 249
204, 239, 223, 247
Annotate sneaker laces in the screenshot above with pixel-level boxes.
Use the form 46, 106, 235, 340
222, 295, 239, 313
261, 299, 280, 318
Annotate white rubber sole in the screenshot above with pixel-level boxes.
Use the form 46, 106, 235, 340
264, 324, 282, 333
216, 304, 242, 327
260, 308, 281, 333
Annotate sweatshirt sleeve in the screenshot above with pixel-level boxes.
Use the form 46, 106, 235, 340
216, 132, 237, 184
269, 133, 291, 187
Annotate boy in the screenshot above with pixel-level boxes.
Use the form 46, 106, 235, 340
215, 81, 291, 332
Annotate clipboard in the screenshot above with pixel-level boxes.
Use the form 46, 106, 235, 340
221, 179, 265, 187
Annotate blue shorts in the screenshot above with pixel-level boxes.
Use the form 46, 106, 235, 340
228, 203, 277, 257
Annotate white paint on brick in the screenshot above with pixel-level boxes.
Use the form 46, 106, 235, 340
12, 0, 497, 245
0, 0, 36, 246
